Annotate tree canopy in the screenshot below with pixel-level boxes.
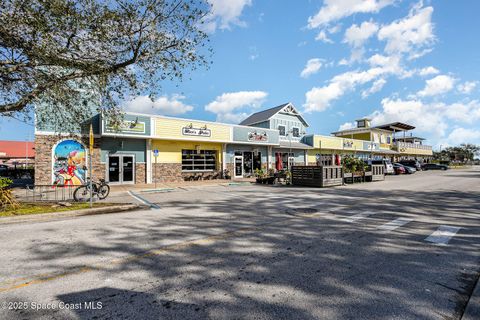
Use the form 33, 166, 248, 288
0, 0, 211, 131
434, 144, 480, 163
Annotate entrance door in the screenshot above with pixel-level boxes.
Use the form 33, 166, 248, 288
108, 155, 135, 184
243, 151, 253, 176
253, 152, 261, 171
108, 156, 120, 183
234, 156, 243, 178
122, 156, 134, 183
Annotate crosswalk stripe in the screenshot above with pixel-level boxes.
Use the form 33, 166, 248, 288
340, 212, 374, 223
425, 226, 461, 245
377, 218, 413, 231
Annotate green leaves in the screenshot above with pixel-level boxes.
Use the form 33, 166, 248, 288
1, 0, 212, 133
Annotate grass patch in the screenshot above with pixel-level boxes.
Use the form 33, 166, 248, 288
0, 202, 113, 217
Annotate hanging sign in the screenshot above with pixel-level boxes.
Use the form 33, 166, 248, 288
248, 131, 268, 142
182, 127, 211, 137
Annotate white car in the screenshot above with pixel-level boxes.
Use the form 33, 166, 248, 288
383, 160, 395, 175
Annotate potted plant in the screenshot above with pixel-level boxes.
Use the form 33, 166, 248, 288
254, 168, 265, 184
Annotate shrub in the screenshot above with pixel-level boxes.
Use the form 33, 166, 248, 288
0, 178, 18, 210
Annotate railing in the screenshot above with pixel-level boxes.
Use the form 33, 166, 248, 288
21, 185, 77, 202
394, 141, 432, 151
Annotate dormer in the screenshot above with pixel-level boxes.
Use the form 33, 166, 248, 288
356, 118, 372, 129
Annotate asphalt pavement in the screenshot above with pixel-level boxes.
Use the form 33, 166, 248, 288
0, 168, 479, 319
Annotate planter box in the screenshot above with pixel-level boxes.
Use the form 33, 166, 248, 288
292, 166, 343, 188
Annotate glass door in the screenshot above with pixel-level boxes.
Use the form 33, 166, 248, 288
108, 156, 120, 183
243, 151, 253, 176
122, 156, 134, 183
108, 155, 135, 184
234, 156, 243, 178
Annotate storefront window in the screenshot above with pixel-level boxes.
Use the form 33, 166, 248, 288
182, 150, 216, 171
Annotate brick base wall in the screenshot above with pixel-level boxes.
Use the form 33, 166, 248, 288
35, 135, 103, 185
135, 163, 146, 184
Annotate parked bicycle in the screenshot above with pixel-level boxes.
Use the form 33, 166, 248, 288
73, 178, 110, 202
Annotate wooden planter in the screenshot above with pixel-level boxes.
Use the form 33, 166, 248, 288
291, 166, 343, 187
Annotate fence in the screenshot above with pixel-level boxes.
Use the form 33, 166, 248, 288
291, 166, 343, 188
22, 185, 77, 202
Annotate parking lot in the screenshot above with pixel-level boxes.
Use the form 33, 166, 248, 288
0, 168, 479, 319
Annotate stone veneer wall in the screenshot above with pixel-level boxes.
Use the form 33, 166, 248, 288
135, 163, 146, 184
34, 135, 104, 185
152, 163, 183, 183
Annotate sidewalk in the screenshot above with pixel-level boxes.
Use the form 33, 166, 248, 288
108, 178, 256, 193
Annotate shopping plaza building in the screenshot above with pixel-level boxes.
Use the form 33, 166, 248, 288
34, 103, 433, 185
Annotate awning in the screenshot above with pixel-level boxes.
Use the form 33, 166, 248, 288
372, 149, 399, 155
277, 141, 314, 149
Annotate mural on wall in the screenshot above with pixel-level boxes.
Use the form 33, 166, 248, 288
52, 140, 86, 186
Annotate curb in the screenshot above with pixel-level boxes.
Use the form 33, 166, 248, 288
0, 204, 149, 225
462, 273, 480, 320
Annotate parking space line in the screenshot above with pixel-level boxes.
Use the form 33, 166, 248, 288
127, 191, 160, 209
425, 226, 461, 245
340, 212, 375, 223
377, 218, 413, 232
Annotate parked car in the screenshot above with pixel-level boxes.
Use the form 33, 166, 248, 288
398, 160, 422, 171
368, 159, 395, 175
395, 163, 416, 174
421, 163, 449, 171
0, 165, 9, 177
392, 163, 406, 175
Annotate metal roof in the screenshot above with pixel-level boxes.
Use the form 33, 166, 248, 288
239, 103, 289, 126
374, 122, 415, 131
239, 103, 309, 127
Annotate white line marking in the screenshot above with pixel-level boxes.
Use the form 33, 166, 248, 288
377, 218, 413, 232
340, 212, 375, 223
127, 191, 160, 209
425, 226, 461, 245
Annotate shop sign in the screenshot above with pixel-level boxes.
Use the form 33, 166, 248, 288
248, 131, 268, 142
105, 120, 145, 134
182, 126, 211, 137
343, 140, 354, 148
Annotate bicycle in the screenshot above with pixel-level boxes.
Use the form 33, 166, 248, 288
73, 178, 110, 202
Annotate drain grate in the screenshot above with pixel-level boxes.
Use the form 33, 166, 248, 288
287, 208, 318, 215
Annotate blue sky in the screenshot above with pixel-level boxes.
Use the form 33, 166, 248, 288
1, 0, 480, 149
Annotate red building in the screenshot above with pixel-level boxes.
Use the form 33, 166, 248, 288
0, 140, 35, 167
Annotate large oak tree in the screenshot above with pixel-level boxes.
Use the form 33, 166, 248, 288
0, 0, 211, 131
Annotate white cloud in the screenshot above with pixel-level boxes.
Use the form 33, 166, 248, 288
123, 95, 194, 115
203, 0, 252, 32
308, 0, 394, 29
304, 54, 406, 112
370, 98, 448, 137
369, 98, 480, 143
339, 122, 356, 130
315, 30, 334, 43
417, 75, 455, 97
377, 4, 435, 58
446, 128, 480, 145
362, 78, 387, 98
457, 81, 478, 94
300, 58, 324, 78
205, 91, 268, 122
344, 20, 379, 48
418, 66, 439, 76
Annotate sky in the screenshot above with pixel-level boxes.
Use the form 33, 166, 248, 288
1, 0, 480, 150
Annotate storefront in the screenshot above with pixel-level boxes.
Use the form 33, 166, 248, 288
100, 114, 152, 184
226, 126, 279, 178
151, 117, 230, 182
